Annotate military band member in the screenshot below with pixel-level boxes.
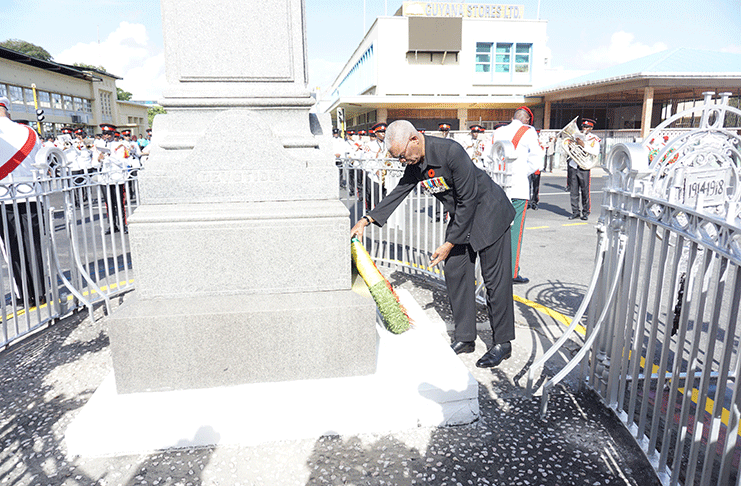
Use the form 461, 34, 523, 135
464, 125, 486, 169
333, 127, 350, 189
438, 122, 452, 139
121, 129, 142, 201
367, 123, 387, 157
364, 122, 390, 209
0, 96, 46, 307
492, 107, 543, 284
566, 118, 600, 220
344, 130, 362, 196
96, 124, 127, 234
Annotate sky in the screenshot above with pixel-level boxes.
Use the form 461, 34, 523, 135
1, 0, 739, 101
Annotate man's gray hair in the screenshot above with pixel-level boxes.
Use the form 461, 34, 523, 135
513, 109, 530, 124
384, 120, 418, 153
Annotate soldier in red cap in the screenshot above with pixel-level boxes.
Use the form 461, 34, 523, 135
566, 117, 600, 220
438, 122, 452, 139
364, 122, 391, 209
464, 125, 485, 168
491, 106, 543, 285
95, 123, 128, 234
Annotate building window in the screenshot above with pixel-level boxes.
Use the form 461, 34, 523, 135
9, 86, 23, 104
0, 84, 6, 98
73, 97, 83, 112
24, 87, 35, 105
38, 91, 51, 108
494, 43, 511, 73
100, 91, 112, 121
62, 95, 73, 111
475, 42, 532, 82
84, 99, 92, 113
475, 43, 491, 73
514, 44, 531, 73
52, 93, 62, 110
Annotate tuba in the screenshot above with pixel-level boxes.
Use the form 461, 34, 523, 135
560, 117, 598, 170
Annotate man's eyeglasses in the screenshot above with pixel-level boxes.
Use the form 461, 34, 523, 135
393, 138, 412, 162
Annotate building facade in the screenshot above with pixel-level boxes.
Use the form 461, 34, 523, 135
320, 4, 741, 139
322, 1, 550, 133
0, 46, 149, 136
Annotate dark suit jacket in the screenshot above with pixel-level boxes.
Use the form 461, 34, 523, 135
367, 135, 515, 252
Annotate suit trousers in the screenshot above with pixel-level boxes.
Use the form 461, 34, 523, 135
103, 183, 127, 231
443, 228, 515, 345
569, 167, 591, 216
0, 201, 46, 301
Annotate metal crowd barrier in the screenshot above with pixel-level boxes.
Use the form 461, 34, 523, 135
339, 95, 741, 484
529, 92, 741, 486
0, 149, 140, 350
337, 154, 507, 295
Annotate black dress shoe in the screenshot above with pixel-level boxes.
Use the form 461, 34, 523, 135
450, 340, 475, 354
476, 342, 512, 368
513, 275, 529, 284
580, 214, 588, 220
568, 214, 580, 220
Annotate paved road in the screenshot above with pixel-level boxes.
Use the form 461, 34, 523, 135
0, 167, 664, 486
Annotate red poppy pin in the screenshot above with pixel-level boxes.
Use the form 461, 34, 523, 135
427, 169, 435, 178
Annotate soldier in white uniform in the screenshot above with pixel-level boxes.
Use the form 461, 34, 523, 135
364, 122, 390, 209
438, 122, 452, 139
120, 129, 141, 202
96, 124, 128, 234
69, 129, 94, 172
491, 107, 543, 284
333, 128, 351, 189
464, 125, 486, 169
0, 96, 47, 307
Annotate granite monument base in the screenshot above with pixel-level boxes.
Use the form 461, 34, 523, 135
67, 289, 479, 457
109, 290, 377, 394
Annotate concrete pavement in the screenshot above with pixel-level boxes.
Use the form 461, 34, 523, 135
0, 168, 663, 485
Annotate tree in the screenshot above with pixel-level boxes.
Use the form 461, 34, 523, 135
0, 39, 53, 61
73, 62, 108, 73
148, 106, 166, 127
117, 88, 133, 101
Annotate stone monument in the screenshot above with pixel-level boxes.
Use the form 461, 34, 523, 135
108, 0, 377, 393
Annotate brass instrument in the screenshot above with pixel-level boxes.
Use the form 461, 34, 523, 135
560, 117, 598, 170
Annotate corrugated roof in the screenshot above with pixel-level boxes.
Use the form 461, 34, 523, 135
0, 46, 98, 81
531, 48, 741, 95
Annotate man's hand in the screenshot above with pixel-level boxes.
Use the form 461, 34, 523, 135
350, 216, 372, 240
430, 242, 454, 267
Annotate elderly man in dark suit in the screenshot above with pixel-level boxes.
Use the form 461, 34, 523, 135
351, 120, 516, 368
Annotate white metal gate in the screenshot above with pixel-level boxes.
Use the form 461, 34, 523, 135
531, 92, 741, 485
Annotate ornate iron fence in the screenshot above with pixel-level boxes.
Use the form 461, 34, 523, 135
0, 148, 140, 349
531, 92, 741, 485
340, 95, 741, 483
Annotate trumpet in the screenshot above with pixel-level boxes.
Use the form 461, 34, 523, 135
559, 117, 597, 170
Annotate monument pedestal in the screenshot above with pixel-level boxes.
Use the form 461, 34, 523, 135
106, 0, 379, 393
110, 290, 376, 393
68, 290, 479, 457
